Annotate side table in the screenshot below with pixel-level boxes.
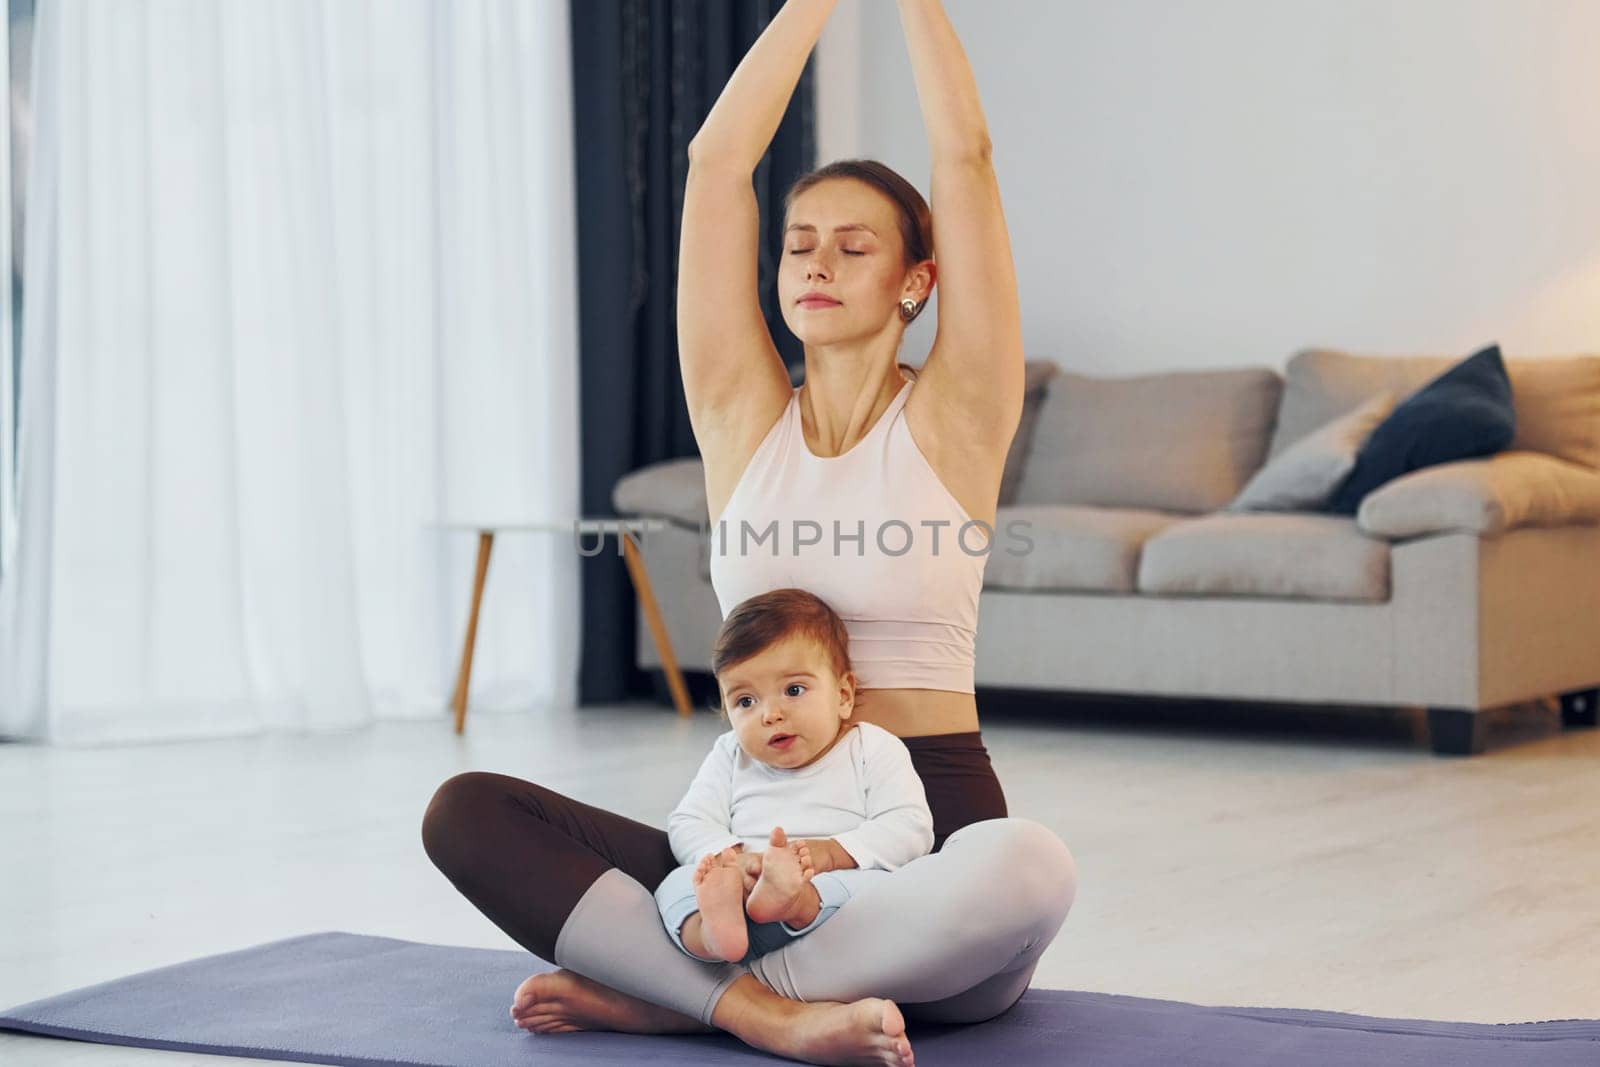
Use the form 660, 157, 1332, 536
430, 519, 694, 732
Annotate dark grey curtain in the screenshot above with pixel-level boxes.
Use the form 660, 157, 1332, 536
571, 0, 815, 705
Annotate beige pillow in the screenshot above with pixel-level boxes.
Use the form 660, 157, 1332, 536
999, 361, 1062, 507
1016, 367, 1283, 513
1229, 392, 1396, 512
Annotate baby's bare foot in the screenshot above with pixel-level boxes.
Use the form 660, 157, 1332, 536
509, 968, 712, 1035
747, 826, 817, 925
695, 847, 749, 962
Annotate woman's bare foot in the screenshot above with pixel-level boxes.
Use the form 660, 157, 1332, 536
512, 970, 914, 1065
716, 977, 914, 1067
746, 826, 818, 925
509, 968, 713, 1035
795, 999, 913, 1067
692, 846, 749, 962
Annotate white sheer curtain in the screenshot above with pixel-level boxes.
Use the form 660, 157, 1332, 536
0, 0, 580, 744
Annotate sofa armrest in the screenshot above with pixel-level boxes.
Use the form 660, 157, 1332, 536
611, 457, 709, 529
1356, 451, 1600, 540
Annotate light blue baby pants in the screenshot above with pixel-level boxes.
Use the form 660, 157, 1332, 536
654, 861, 890, 964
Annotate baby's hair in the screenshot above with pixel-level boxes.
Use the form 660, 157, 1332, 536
711, 588, 851, 713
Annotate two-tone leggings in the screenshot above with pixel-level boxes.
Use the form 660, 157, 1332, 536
420, 730, 1077, 1026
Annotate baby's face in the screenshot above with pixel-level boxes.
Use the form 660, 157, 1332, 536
718, 634, 856, 770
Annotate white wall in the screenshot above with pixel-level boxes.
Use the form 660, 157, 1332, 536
815, 0, 1600, 375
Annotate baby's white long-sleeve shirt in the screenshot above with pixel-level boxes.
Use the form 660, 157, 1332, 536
667, 722, 934, 872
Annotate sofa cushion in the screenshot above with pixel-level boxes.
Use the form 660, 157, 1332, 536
1326, 344, 1516, 515
998, 360, 1062, 507
1015, 366, 1283, 513
612, 457, 708, 529
1137, 512, 1390, 602
1228, 391, 1395, 512
1269, 347, 1600, 471
983, 505, 1186, 593
1357, 451, 1600, 540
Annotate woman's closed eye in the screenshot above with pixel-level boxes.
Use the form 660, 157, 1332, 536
787, 248, 864, 256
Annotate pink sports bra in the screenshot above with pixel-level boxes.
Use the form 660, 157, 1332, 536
708, 369, 988, 693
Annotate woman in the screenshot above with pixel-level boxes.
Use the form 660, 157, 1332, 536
421, 2, 1076, 1064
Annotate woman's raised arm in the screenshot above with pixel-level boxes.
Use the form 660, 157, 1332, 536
679, 0, 838, 439
685, 0, 836, 171
896, 0, 1026, 448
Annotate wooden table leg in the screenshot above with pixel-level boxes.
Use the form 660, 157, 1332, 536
621, 531, 693, 718
450, 531, 495, 734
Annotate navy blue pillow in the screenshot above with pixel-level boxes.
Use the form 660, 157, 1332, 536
1325, 344, 1516, 516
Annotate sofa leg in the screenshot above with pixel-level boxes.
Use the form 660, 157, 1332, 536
1560, 688, 1599, 728
1426, 707, 1487, 756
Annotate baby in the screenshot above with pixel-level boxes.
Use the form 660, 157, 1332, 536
654, 587, 935, 964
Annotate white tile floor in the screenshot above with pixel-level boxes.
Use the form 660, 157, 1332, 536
3, 692, 1598, 1064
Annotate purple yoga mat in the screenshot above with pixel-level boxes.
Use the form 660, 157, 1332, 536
1, 932, 1595, 1065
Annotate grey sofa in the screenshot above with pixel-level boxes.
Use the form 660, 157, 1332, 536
612, 349, 1600, 755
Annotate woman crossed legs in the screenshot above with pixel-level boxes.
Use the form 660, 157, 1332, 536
422, 732, 1077, 1064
